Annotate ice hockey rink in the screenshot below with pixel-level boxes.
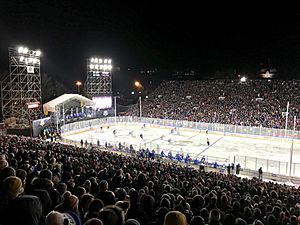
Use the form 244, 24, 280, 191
62, 123, 300, 176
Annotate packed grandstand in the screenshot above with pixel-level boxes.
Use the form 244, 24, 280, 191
0, 78, 300, 225
126, 79, 300, 129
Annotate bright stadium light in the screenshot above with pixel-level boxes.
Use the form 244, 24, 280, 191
240, 76, 247, 82
33, 58, 38, 64
134, 81, 141, 87
28, 57, 33, 63
91, 58, 95, 63
104, 59, 108, 63
20, 56, 24, 62
90, 64, 94, 69
94, 58, 98, 63
18, 46, 24, 53
99, 58, 103, 63
23, 48, 29, 54
35, 50, 41, 56
107, 65, 112, 70
108, 59, 112, 64
103, 65, 107, 70
100, 65, 103, 70
95, 65, 99, 70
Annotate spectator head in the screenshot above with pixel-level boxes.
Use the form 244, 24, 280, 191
3, 195, 43, 225
64, 194, 79, 211
235, 218, 247, 225
115, 188, 127, 201
80, 193, 94, 213
223, 213, 235, 225
252, 219, 264, 225
45, 211, 64, 225
88, 199, 104, 212
99, 180, 108, 192
2, 176, 24, 198
98, 205, 125, 225
160, 197, 171, 209
164, 211, 187, 225
16, 169, 27, 186
209, 209, 221, 223
0, 158, 8, 171
115, 201, 130, 214
39, 169, 53, 180
57, 183, 67, 195
124, 219, 140, 225
0, 166, 16, 182
74, 186, 86, 199
84, 218, 103, 225
190, 216, 205, 225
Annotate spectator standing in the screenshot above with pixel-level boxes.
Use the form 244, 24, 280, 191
258, 167, 263, 180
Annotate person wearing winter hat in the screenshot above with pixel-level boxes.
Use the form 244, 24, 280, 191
2, 176, 24, 198
164, 211, 187, 225
45, 211, 64, 225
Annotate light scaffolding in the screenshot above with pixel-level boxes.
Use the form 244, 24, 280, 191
1, 46, 42, 124
84, 57, 112, 99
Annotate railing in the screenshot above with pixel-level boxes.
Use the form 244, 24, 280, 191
61, 116, 300, 177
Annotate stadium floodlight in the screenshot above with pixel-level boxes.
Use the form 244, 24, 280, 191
91, 58, 95, 63
94, 58, 98, 63
33, 58, 38, 64
89, 64, 94, 69
108, 59, 112, 64
18, 46, 24, 53
35, 50, 41, 56
240, 76, 247, 82
107, 65, 112, 70
99, 58, 103, 63
134, 81, 141, 87
95, 65, 99, 70
100, 65, 103, 70
104, 59, 108, 63
20, 56, 24, 62
28, 58, 33, 63
23, 48, 29, 54
103, 65, 107, 70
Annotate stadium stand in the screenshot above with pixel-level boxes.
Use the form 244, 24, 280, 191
126, 79, 300, 130
0, 135, 300, 225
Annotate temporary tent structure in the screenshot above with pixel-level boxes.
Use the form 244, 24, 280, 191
43, 94, 92, 115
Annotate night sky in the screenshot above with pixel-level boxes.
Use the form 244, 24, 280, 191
1, 3, 300, 91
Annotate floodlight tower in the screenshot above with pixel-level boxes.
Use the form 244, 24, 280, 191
85, 57, 112, 99
1, 46, 42, 124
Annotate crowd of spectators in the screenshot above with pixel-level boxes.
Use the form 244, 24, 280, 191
126, 79, 300, 129
1, 135, 300, 225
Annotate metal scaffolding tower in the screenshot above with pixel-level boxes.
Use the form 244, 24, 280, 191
1, 46, 42, 124
85, 57, 112, 98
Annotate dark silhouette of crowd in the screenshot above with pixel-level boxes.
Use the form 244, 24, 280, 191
1, 135, 300, 225
126, 79, 300, 129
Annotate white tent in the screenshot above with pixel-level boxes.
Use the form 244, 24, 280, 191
43, 94, 92, 115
